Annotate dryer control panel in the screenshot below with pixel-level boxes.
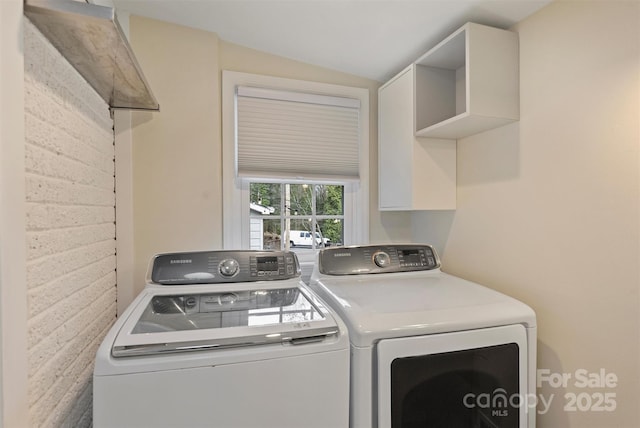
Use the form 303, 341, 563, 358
150, 250, 300, 285
318, 244, 440, 275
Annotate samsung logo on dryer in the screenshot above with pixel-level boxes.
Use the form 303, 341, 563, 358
170, 259, 192, 264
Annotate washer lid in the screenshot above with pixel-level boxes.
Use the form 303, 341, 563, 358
112, 283, 339, 357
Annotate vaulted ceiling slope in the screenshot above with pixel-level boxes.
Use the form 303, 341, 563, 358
112, 0, 552, 82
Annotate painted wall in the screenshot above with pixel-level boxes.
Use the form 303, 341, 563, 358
413, 1, 640, 426
129, 16, 222, 298
128, 16, 412, 298
24, 19, 117, 427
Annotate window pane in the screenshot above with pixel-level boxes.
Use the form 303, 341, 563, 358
250, 183, 281, 215
316, 185, 344, 216
257, 218, 282, 250
288, 184, 313, 216
318, 218, 343, 247
287, 219, 314, 248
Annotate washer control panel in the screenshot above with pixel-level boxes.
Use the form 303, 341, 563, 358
150, 250, 300, 285
318, 244, 440, 275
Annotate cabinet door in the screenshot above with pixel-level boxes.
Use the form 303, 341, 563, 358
378, 67, 413, 210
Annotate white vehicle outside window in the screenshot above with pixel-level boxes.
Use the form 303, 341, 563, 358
289, 231, 330, 248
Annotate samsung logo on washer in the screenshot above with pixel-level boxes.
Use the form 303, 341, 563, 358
170, 259, 192, 264
333, 253, 352, 258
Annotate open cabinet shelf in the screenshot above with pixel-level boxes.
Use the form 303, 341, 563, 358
414, 22, 519, 139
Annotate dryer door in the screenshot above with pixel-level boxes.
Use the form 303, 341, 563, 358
377, 324, 529, 428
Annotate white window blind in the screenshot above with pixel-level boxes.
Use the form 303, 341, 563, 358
236, 86, 361, 181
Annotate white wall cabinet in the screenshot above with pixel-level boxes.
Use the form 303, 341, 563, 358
378, 65, 456, 211
378, 22, 518, 211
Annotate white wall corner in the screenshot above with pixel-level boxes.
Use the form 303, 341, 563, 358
0, 0, 29, 426
114, 110, 135, 314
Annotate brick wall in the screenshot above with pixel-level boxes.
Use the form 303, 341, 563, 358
24, 19, 117, 427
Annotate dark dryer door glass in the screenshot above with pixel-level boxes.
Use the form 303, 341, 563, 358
391, 343, 519, 428
376, 325, 529, 428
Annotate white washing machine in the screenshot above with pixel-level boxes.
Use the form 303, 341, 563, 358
309, 244, 537, 428
93, 250, 350, 428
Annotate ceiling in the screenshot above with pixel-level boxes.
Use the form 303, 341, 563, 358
112, 0, 552, 82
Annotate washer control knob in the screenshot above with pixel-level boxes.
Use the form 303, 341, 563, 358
219, 259, 239, 277
373, 251, 391, 268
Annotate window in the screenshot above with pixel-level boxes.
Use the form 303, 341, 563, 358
222, 71, 369, 256
250, 182, 344, 252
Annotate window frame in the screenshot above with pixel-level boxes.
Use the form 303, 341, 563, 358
222, 71, 369, 250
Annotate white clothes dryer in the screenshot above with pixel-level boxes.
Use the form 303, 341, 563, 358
94, 250, 349, 428
309, 244, 537, 428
